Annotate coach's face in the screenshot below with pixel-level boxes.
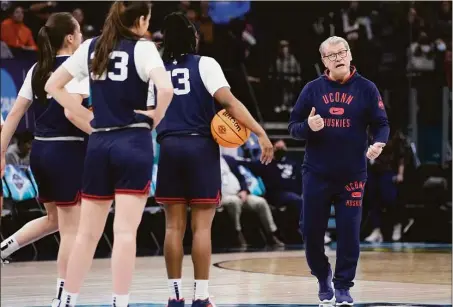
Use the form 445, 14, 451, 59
322, 43, 352, 78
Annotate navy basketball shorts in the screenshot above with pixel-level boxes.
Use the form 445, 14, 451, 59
155, 135, 221, 206
82, 128, 153, 200
30, 139, 87, 206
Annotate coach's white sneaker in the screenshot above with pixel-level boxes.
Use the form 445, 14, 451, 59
364, 228, 383, 243
392, 223, 402, 241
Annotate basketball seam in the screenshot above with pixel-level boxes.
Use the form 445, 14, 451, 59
211, 122, 242, 146
216, 114, 247, 143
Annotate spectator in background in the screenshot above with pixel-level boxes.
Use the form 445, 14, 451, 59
72, 8, 95, 40
365, 130, 407, 242
1, 5, 37, 51
268, 40, 301, 114
436, 1, 452, 43
5, 131, 33, 166
342, 1, 373, 43
239, 140, 303, 210
220, 155, 283, 248
198, 1, 215, 56
405, 8, 424, 44
407, 31, 436, 73
185, 8, 198, 27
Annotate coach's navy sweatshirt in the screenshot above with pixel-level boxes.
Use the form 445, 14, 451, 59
288, 67, 390, 180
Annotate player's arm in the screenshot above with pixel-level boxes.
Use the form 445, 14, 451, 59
288, 84, 313, 140
148, 67, 173, 128
45, 40, 94, 123
1, 67, 34, 156
200, 57, 273, 164
1, 98, 32, 156
133, 41, 173, 128
1, 67, 34, 176
367, 83, 390, 145
63, 77, 92, 134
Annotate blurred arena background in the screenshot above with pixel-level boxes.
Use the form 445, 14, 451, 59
0, 1, 451, 306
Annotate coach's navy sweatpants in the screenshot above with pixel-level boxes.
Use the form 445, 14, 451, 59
300, 171, 366, 289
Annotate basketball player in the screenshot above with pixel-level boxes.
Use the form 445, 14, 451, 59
0, 12, 90, 303
45, 2, 173, 307
288, 36, 390, 305
153, 12, 273, 307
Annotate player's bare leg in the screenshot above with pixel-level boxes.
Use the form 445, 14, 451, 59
110, 193, 148, 305
164, 203, 187, 301
191, 203, 216, 303
1, 202, 59, 262
54, 204, 81, 300
59, 198, 112, 306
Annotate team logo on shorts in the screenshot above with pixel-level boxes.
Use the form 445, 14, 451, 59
218, 125, 227, 134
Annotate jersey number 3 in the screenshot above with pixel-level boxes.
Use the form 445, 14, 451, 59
90, 51, 128, 81
168, 68, 190, 95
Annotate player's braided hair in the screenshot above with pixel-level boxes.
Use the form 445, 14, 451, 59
162, 12, 197, 63
91, 1, 151, 79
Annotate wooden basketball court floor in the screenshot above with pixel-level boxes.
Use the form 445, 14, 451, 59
1, 243, 451, 307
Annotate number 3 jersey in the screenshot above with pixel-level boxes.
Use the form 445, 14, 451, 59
62, 37, 164, 129
155, 54, 230, 143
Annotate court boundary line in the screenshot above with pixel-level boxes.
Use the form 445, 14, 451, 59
212, 253, 452, 286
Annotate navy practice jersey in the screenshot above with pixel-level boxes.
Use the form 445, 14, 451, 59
17, 55, 90, 138
155, 54, 230, 142
62, 37, 164, 129
288, 67, 390, 180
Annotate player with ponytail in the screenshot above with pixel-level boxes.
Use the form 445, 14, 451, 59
0, 12, 90, 305
46, 2, 173, 306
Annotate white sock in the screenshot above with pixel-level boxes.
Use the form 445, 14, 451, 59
168, 279, 183, 300
60, 290, 78, 306
1, 235, 20, 258
194, 280, 209, 300
112, 293, 130, 307
56, 278, 65, 299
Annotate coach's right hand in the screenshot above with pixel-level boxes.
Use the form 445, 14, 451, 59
307, 107, 324, 132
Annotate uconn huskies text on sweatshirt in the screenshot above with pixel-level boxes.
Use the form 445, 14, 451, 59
288, 67, 390, 180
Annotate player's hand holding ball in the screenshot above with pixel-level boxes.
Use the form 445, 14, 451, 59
307, 107, 324, 132
366, 142, 385, 160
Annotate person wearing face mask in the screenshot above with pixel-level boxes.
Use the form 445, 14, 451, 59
288, 36, 389, 305
408, 32, 436, 72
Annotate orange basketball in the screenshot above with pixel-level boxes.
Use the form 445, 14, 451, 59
211, 109, 250, 148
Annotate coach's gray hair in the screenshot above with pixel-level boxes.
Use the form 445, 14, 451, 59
319, 36, 350, 57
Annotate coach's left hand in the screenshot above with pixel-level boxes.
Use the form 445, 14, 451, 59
366, 142, 385, 160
